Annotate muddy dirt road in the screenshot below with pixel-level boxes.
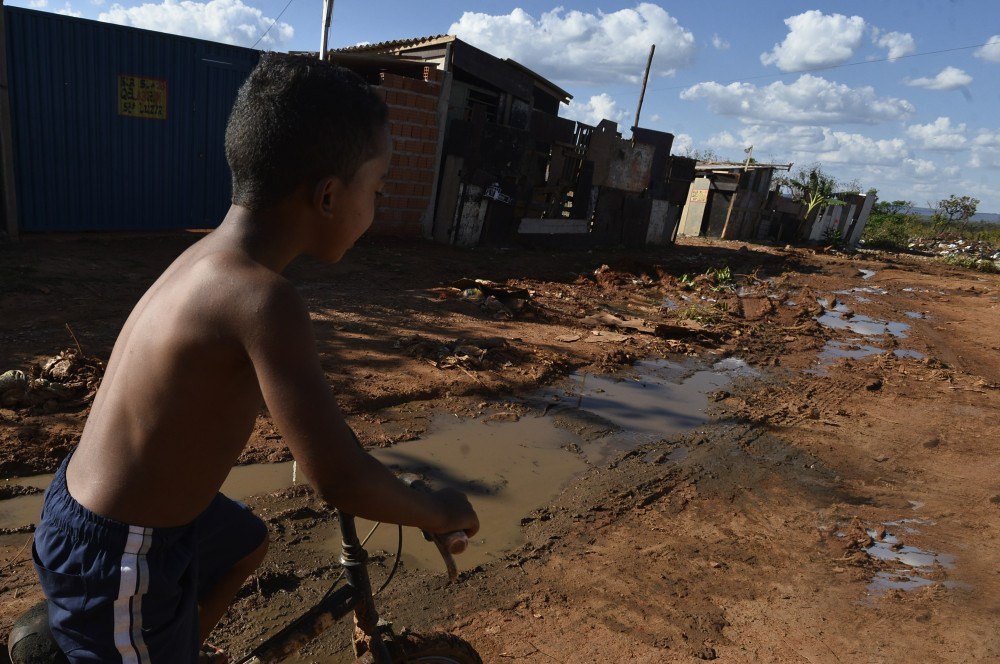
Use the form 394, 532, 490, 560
1, 234, 998, 662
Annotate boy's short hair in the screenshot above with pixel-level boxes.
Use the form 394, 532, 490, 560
225, 53, 389, 210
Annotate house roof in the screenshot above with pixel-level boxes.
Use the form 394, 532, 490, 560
335, 35, 571, 103
696, 162, 793, 172
335, 35, 455, 54
500, 58, 572, 103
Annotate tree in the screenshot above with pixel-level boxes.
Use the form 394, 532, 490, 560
778, 166, 845, 221
774, 166, 847, 243
862, 199, 916, 251
932, 194, 979, 229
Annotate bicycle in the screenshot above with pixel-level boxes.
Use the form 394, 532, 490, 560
7, 474, 482, 664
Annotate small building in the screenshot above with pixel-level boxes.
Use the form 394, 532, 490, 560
677, 162, 792, 241
337, 36, 694, 248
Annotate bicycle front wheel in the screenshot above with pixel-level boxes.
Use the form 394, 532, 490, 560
390, 632, 482, 664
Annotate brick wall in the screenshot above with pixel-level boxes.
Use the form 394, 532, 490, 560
371, 67, 443, 236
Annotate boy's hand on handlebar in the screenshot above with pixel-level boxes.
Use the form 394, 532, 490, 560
428, 488, 479, 538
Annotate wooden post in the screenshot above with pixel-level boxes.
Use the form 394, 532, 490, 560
719, 172, 742, 240
632, 44, 655, 132
0, 0, 19, 241
319, 0, 335, 59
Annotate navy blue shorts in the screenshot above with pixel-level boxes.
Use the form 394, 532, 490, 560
32, 455, 268, 663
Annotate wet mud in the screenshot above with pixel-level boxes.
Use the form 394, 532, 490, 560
1, 235, 998, 662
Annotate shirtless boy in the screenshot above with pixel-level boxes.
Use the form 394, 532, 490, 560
32, 53, 479, 663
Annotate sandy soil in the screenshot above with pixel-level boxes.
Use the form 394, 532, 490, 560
1, 233, 997, 663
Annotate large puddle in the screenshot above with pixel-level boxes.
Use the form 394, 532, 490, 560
816, 298, 910, 338
1, 357, 758, 574
538, 359, 739, 457
865, 526, 958, 597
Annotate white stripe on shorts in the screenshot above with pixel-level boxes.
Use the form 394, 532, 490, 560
114, 525, 152, 664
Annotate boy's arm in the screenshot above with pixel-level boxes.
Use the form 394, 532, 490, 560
242, 279, 478, 536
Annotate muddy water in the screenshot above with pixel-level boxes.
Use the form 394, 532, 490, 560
0, 417, 587, 574
0, 358, 754, 574
0, 464, 303, 532
540, 359, 736, 458
815, 301, 910, 338
865, 527, 957, 597
312, 415, 588, 573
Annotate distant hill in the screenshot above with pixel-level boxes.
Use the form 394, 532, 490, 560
910, 207, 1000, 224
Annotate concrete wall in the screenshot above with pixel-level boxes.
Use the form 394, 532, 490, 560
677, 178, 710, 237
645, 200, 676, 245
453, 185, 488, 246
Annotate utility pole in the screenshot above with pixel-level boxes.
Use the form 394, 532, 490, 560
319, 0, 335, 60
632, 44, 655, 132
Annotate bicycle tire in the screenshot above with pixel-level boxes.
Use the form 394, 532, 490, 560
390, 632, 483, 664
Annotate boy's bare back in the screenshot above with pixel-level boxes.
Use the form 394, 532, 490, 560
67, 233, 297, 527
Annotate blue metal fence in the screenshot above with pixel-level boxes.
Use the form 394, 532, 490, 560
4, 7, 259, 232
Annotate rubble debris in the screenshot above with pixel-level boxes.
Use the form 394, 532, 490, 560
0, 348, 104, 412
583, 330, 630, 343
0, 483, 43, 500
395, 335, 516, 371
900, 236, 1000, 265
449, 278, 532, 319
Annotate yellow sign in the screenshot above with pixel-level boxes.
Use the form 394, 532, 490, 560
689, 189, 708, 203
118, 75, 167, 120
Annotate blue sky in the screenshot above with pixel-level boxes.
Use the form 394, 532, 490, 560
10, 0, 1000, 211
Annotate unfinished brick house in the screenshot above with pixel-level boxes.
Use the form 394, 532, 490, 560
336, 36, 696, 247
321, 52, 446, 237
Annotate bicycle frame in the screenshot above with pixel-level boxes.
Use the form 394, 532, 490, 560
240, 511, 392, 663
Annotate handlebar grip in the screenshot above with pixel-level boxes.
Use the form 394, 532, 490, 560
440, 531, 468, 555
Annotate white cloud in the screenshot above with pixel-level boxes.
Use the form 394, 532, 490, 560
707, 124, 908, 166
760, 10, 866, 72
56, 2, 82, 15
973, 130, 1000, 148
974, 35, 1000, 63
680, 74, 914, 125
905, 117, 967, 150
449, 4, 695, 86
903, 157, 936, 177
970, 130, 1000, 169
649, 113, 662, 122
711, 33, 730, 50
873, 29, 915, 61
817, 131, 909, 165
99, 0, 293, 48
904, 66, 972, 91
672, 133, 693, 154
27, 0, 48, 7
707, 131, 740, 150
560, 93, 629, 127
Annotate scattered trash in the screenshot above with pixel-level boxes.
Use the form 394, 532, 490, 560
583, 330, 630, 343
395, 335, 516, 371
0, 348, 104, 411
441, 278, 533, 319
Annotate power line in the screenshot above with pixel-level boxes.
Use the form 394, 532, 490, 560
250, 0, 297, 50
608, 39, 998, 94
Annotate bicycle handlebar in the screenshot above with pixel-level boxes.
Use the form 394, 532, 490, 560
399, 472, 468, 581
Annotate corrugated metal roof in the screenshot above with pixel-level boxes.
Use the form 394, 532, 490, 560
696, 162, 793, 171
335, 35, 454, 54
